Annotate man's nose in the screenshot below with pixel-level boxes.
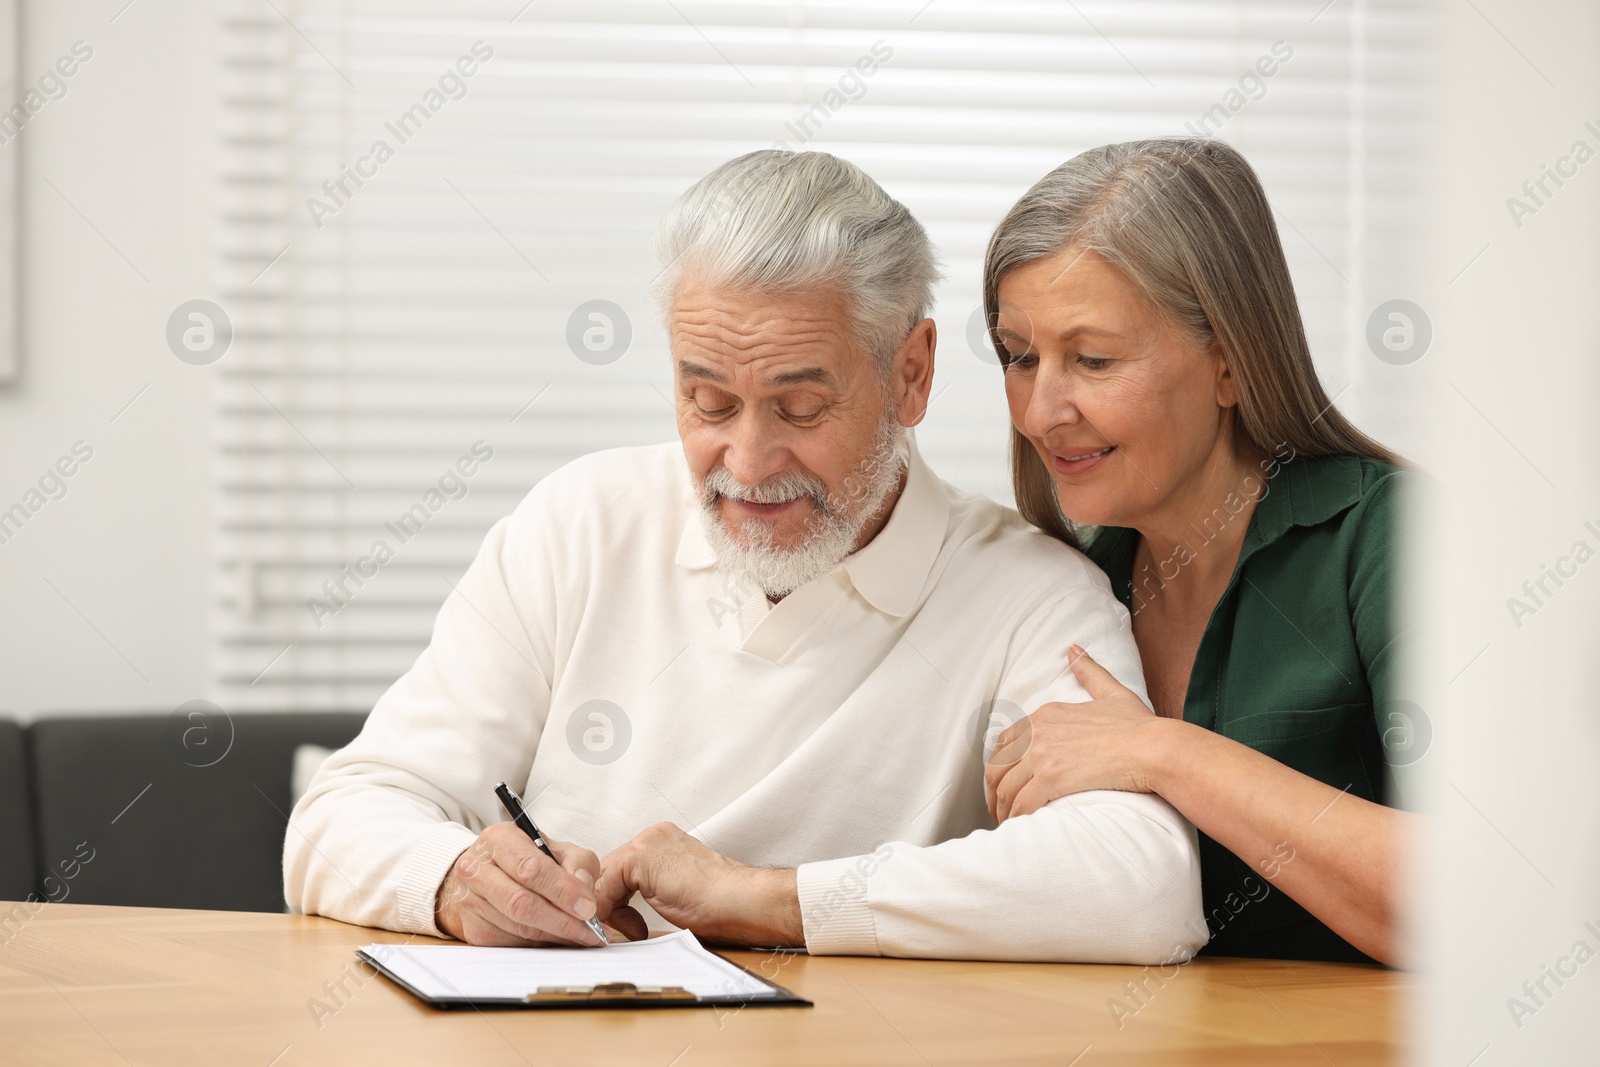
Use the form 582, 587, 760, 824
719, 413, 791, 488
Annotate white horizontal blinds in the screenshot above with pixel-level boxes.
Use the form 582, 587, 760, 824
1343, 0, 1431, 444
212, 0, 1423, 710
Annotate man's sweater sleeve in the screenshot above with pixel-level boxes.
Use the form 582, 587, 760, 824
283, 496, 560, 936
795, 567, 1206, 963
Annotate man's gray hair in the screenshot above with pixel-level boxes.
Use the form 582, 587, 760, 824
651, 150, 941, 374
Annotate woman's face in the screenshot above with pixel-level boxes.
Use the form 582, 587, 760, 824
997, 246, 1239, 530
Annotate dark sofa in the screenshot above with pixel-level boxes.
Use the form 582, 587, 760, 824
2, 712, 366, 912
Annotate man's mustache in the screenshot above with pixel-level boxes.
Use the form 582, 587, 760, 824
700, 468, 828, 509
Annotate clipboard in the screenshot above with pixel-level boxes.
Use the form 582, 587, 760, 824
356, 931, 811, 1011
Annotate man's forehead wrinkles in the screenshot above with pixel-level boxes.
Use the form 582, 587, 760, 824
676, 330, 838, 355
668, 287, 862, 380
672, 335, 844, 374
674, 319, 843, 352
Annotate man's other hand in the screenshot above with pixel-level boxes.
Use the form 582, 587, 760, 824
596, 822, 803, 948
434, 822, 608, 946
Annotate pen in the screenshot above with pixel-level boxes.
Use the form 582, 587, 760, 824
493, 781, 609, 946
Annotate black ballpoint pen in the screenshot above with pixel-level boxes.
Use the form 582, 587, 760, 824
493, 781, 609, 946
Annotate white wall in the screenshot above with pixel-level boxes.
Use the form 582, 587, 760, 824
0, 0, 213, 714
1418, 0, 1600, 1062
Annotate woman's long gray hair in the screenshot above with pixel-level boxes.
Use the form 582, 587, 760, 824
983, 138, 1398, 544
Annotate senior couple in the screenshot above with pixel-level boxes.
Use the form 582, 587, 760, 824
286, 139, 1411, 967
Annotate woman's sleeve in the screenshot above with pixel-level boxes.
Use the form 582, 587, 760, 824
1347, 468, 1414, 802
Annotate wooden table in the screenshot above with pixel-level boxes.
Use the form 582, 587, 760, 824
0, 903, 1411, 1065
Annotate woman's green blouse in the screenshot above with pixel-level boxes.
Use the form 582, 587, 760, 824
1082, 452, 1405, 964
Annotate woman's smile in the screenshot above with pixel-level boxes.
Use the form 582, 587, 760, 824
1049, 445, 1116, 476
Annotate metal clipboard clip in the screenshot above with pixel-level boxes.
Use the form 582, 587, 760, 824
526, 982, 699, 1003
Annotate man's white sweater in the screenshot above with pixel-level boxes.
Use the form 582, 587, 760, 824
285, 439, 1205, 962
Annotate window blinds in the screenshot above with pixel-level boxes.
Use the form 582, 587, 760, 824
213, 0, 1426, 710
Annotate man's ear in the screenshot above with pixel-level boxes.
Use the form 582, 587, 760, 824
890, 318, 937, 428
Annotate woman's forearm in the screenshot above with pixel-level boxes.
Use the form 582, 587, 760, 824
1145, 718, 1414, 965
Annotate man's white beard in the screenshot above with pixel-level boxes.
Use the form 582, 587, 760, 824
696, 415, 907, 600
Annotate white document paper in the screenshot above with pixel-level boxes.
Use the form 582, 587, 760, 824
359, 929, 777, 1003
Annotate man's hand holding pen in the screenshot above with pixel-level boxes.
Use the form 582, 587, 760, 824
433, 819, 804, 950
433, 823, 610, 947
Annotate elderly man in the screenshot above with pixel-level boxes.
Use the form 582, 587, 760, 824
286, 150, 1204, 963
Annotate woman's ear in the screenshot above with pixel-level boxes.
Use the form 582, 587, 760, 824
1212, 344, 1239, 409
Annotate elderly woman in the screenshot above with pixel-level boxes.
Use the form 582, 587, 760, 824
981, 138, 1413, 965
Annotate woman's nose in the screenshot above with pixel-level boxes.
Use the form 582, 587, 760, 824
1023, 361, 1079, 440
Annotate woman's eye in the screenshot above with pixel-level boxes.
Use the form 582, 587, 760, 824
1002, 351, 1038, 370
1077, 356, 1110, 371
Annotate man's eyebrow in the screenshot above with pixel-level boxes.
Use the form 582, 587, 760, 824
677, 361, 835, 388
766, 366, 833, 387
677, 360, 726, 383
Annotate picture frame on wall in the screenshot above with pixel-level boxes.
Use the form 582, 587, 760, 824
0, 0, 15, 383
